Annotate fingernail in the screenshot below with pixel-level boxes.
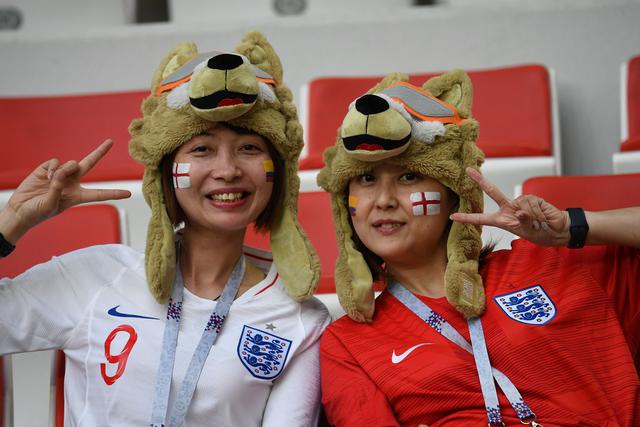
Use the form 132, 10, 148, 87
533, 220, 540, 230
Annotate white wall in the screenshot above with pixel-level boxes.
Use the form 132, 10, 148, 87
0, 0, 134, 31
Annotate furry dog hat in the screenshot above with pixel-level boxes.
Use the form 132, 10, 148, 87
318, 70, 485, 322
129, 32, 319, 303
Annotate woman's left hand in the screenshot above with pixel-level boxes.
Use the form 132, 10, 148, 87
450, 167, 570, 246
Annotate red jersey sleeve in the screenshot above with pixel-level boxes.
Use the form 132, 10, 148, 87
577, 245, 640, 371
320, 327, 401, 427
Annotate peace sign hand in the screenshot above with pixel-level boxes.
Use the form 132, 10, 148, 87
450, 168, 571, 247
2, 139, 131, 243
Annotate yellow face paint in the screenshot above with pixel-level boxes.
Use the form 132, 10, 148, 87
348, 195, 358, 217
263, 160, 274, 182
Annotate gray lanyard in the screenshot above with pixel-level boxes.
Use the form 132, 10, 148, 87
387, 281, 543, 427
150, 248, 245, 427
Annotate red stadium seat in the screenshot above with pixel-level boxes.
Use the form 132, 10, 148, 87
521, 173, 640, 211
522, 173, 640, 372
1, 356, 13, 427
51, 351, 65, 427
0, 204, 123, 426
0, 204, 124, 278
613, 55, 640, 172
0, 90, 150, 250
0, 91, 146, 190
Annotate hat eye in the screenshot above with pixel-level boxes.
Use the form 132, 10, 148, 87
380, 82, 462, 125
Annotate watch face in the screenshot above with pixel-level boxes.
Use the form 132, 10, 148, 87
273, 0, 307, 16
0, 7, 22, 30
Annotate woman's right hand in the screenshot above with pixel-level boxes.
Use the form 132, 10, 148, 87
0, 139, 131, 244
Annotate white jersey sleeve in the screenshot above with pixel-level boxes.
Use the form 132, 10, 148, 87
0, 244, 141, 354
262, 296, 331, 426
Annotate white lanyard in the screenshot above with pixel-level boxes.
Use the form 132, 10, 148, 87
388, 281, 543, 427
150, 247, 245, 427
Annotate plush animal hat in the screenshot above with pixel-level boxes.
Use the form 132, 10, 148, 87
318, 70, 485, 322
129, 32, 319, 303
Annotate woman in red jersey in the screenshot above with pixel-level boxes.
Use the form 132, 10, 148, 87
317, 69, 640, 426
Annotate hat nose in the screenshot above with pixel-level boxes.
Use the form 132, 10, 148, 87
207, 54, 244, 71
355, 94, 389, 115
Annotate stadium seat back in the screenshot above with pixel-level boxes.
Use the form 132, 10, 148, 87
0, 91, 146, 190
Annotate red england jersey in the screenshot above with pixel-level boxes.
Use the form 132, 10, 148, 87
321, 240, 640, 426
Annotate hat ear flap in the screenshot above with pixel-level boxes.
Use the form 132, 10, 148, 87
445, 213, 485, 318
445, 118, 485, 317
142, 168, 176, 303
423, 69, 473, 119
269, 169, 321, 300
331, 193, 375, 323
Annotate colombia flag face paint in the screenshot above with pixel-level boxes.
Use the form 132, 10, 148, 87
348, 196, 358, 217
263, 160, 274, 182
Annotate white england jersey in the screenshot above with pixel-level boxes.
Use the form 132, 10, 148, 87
0, 244, 330, 426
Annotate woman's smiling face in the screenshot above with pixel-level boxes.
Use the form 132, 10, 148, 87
172, 123, 273, 235
348, 163, 456, 267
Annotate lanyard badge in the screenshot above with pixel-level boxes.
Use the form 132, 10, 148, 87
150, 246, 246, 427
387, 281, 543, 427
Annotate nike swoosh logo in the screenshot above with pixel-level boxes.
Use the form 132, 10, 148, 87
107, 305, 159, 320
391, 343, 432, 364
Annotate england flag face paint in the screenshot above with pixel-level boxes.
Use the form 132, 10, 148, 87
348, 196, 358, 217
410, 192, 441, 216
172, 162, 191, 189
263, 160, 274, 182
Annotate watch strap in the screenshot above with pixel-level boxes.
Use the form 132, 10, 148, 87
566, 208, 589, 249
0, 232, 16, 257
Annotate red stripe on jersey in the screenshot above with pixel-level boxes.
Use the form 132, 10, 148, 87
255, 274, 279, 296
243, 251, 273, 262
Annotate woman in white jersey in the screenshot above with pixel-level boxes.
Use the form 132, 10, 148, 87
0, 32, 330, 426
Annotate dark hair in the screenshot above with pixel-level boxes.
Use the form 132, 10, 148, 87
160, 123, 285, 232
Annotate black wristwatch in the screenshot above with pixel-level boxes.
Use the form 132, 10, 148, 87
0, 232, 16, 257
566, 208, 589, 249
